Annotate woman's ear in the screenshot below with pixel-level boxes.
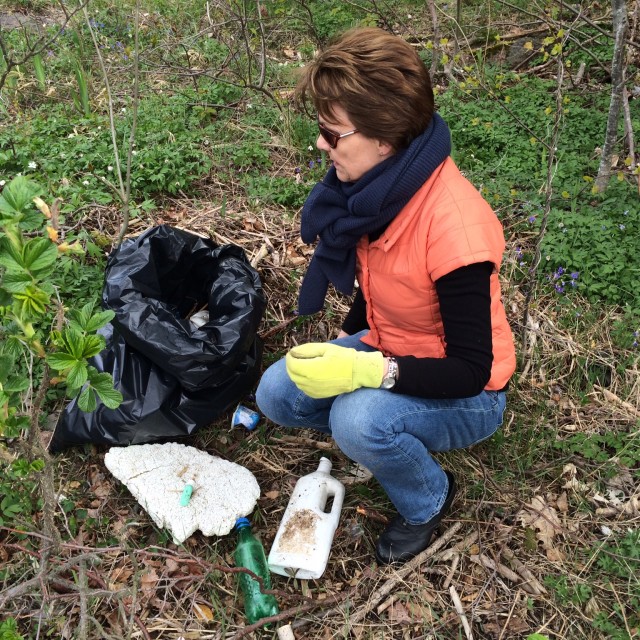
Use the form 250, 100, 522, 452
377, 140, 394, 157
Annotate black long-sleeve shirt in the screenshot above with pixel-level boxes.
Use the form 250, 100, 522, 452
341, 261, 496, 398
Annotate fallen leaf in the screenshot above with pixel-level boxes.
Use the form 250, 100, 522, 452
518, 495, 562, 550
388, 601, 413, 624
108, 565, 133, 590
265, 490, 280, 500
165, 558, 180, 574
557, 491, 569, 512
140, 568, 159, 593
407, 602, 434, 623
193, 602, 214, 621
546, 547, 565, 562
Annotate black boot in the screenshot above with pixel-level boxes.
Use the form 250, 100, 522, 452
375, 471, 456, 565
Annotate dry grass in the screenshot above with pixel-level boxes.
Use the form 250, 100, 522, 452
2, 176, 638, 640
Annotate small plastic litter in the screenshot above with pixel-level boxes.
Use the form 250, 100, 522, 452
268, 457, 345, 579
104, 442, 261, 543
232, 404, 260, 431
189, 309, 210, 329
179, 476, 195, 507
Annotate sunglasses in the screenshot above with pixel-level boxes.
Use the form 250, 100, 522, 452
317, 120, 359, 148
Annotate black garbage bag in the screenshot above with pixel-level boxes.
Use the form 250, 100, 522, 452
49, 225, 266, 452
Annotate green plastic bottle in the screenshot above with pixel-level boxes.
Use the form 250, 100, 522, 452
234, 517, 279, 624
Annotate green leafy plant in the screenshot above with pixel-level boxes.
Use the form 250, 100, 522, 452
0, 175, 122, 437
592, 529, 640, 638
555, 430, 640, 470
0, 458, 44, 526
48, 301, 122, 411
0, 618, 24, 640
541, 189, 640, 312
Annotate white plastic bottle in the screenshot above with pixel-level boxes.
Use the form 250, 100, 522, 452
268, 457, 345, 580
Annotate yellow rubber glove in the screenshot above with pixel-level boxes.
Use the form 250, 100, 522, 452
286, 343, 384, 398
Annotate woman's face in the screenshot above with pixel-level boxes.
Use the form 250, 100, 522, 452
316, 104, 394, 183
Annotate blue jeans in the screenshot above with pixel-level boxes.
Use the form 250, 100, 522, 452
256, 331, 507, 525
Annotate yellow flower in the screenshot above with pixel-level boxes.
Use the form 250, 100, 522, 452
524, 41, 533, 50
561, 191, 570, 198
46, 226, 58, 242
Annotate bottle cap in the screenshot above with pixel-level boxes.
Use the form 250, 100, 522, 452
235, 517, 250, 530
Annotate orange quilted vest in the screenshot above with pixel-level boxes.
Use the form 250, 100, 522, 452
357, 157, 516, 390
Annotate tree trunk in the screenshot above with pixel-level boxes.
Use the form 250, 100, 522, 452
595, 0, 629, 191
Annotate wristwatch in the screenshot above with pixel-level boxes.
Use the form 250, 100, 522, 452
380, 357, 398, 390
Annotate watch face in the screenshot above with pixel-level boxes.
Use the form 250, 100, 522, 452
380, 358, 397, 389
381, 378, 395, 389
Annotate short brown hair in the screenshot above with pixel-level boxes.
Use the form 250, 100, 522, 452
296, 27, 434, 150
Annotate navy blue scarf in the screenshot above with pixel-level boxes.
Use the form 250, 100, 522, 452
297, 112, 452, 315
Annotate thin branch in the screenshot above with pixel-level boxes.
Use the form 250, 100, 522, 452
595, 0, 629, 191
117, 0, 141, 246
0, 0, 92, 92
520, 42, 566, 354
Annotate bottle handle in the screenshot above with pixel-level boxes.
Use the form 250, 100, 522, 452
325, 483, 344, 520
